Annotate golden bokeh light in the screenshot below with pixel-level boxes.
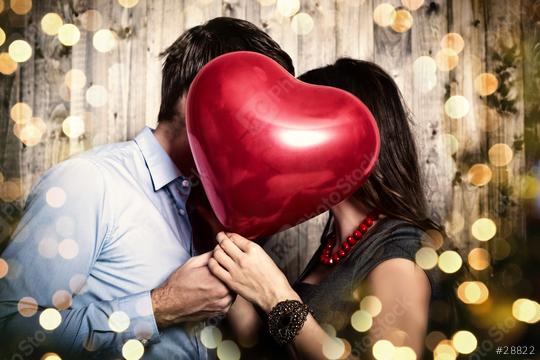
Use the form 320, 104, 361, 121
518, 175, 540, 199
109, 311, 130, 332
467, 163, 492, 187
457, 281, 489, 304
41, 352, 62, 360
413, 55, 437, 76
0, 180, 22, 201
276, 0, 300, 17
52, 290, 72, 310
217, 339, 241, 360
351, 309, 372, 332
93, 29, 118, 53
467, 248, 490, 271
425, 331, 446, 351
201, 325, 222, 349
415, 246, 438, 270
10, 0, 31, 15
451, 331, 477, 354
360, 295, 382, 317
64, 69, 87, 90
8, 39, 32, 62
471, 218, 496, 241
0, 27, 5, 46
474, 73, 498, 96
10, 102, 32, 124
86, 85, 108, 107
80, 9, 103, 32
444, 95, 470, 119
18, 296, 38, 317
18, 122, 43, 146
391, 9, 413, 33
438, 250, 462, 274
0, 52, 18, 74
41, 13, 63, 36
393, 346, 416, 360
58, 24, 80, 46
512, 298, 540, 323
322, 337, 345, 360
118, 0, 139, 8
58, 239, 79, 259
435, 48, 459, 71
442, 133, 459, 155
434, 339, 457, 359
40, 308, 62, 330
291, 12, 314, 35
424, 229, 444, 250
373, 3, 396, 27
488, 143, 513, 167
440, 33, 465, 54
62, 115, 86, 138
46, 186, 66, 208
372, 339, 395, 360
122, 339, 144, 360
0, 258, 8, 278
401, 0, 424, 10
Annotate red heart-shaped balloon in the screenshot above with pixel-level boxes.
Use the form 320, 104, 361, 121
186, 51, 380, 239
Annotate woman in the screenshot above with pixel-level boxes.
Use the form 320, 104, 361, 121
208, 59, 444, 359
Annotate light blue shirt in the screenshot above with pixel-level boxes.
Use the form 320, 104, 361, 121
0, 127, 208, 359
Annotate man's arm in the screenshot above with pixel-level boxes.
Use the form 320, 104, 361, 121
0, 158, 159, 358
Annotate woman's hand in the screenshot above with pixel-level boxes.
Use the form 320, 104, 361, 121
209, 232, 300, 313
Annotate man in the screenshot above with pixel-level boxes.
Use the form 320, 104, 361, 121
0, 17, 294, 359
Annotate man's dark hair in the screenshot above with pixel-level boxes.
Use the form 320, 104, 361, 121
158, 17, 295, 122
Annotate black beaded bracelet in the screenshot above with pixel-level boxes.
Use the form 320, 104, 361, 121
268, 300, 312, 345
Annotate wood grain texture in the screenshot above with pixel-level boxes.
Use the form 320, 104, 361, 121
0, 0, 533, 280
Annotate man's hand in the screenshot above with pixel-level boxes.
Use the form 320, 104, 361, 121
151, 251, 235, 328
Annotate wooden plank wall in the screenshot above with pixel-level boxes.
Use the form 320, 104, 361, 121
0, 0, 533, 281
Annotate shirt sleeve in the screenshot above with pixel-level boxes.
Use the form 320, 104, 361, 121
0, 158, 160, 358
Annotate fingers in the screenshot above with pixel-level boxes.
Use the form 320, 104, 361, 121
213, 246, 237, 272
208, 257, 232, 284
216, 232, 244, 261
225, 232, 253, 252
188, 251, 213, 267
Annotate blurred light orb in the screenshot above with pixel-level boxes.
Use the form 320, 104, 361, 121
442, 133, 459, 155
444, 95, 470, 119
440, 33, 465, 54
372, 339, 395, 360
183, 5, 204, 28
391, 9, 413, 33
394, 346, 416, 360
58, 239, 79, 259
452, 331, 477, 354
64, 69, 86, 90
0, 0, 4, 13
93, 29, 118, 53
10, 102, 32, 124
373, 3, 396, 27
425, 229, 444, 250
322, 337, 345, 360
217, 339, 241, 360
38, 237, 58, 258
201, 325, 222, 349
18, 296, 38, 317
457, 281, 489, 304
46, 187, 66, 208
86, 85, 108, 107
467, 164, 492, 186
80, 9, 103, 32
415, 246, 438, 270
69, 274, 88, 294
360, 295, 382, 317
0, 27, 5, 46
62, 115, 85, 138
291, 12, 314, 35
351, 310, 372, 332
474, 73, 498, 96
435, 48, 459, 71
512, 298, 540, 323
52, 289, 72, 310
425, 331, 446, 351
413, 55, 437, 75
277, 0, 300, 17
471, 218, 496, 241
0, 258, 8, 278
122, 339, 144, 360
109, 311, 130, 332
19, 123, 42, 146
518, 175, 539, 199
41, 353, 61, 360
401, 0, 424, 10
438, 250, 462, 273
468, 248, 490, 270
41, 13, 63, 35
8, 39, 32, 63
118, 0, 139, 8
0, 52, 18, 74
58, 24, 80, 46
488, 143, 513, 167
10, 0, 31, 15
40, 308, 62, 330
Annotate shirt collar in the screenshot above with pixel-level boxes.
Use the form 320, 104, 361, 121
134, 126, 183, 191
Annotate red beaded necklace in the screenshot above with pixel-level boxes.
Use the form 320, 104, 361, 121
320, 211, 380, 266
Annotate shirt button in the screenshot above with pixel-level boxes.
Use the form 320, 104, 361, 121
179, 209, 186, 216
181, 179, 190, 188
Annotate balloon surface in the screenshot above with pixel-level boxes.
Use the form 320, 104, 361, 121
186, 51, 380, 239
